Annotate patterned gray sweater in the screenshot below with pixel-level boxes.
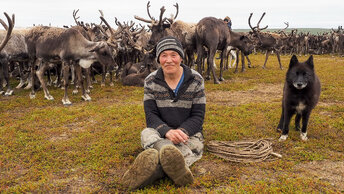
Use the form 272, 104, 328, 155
143, 64, 206, 137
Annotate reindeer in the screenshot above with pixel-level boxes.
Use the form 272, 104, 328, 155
100, 15, 146, 80
195, 17, 253, 84
229, 31, 254, 73
25, 26, 117, 105
331, 26, 344, 55
248, 12, 285, 69
72, 9, 117, 88
121, 61, 156, 87
134, 1, 197, 67
0, 12, 17, 95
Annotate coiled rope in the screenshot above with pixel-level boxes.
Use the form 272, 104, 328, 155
207, 139, 282, 163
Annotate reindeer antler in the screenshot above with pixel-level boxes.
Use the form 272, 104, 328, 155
129, 21, 135, 29
248, 12, 268, 32
0, 12, 15, 52
173, 3, 179, 20
158, 6, 166, 26
146, 1, 155, 21
134, 1, 156, 24
166, 3, 179, 24
248, 13, 255, 31
131, 25, 145, 36
73, 9, 81, 26
134, 15, 153, 24
98, 10, 104, 25
100, 16, 122, 40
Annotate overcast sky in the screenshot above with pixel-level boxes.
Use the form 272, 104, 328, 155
1, 0, 343, 29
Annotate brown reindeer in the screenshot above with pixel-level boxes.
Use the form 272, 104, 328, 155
121, 63, 155, 87
134, 1, 196, 67
195, 17, 253, 84
25, 26, 117, 105
72, 9, 117, 88
248, 12, 285, 69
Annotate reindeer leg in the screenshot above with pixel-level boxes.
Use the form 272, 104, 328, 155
15, 62, 24, 89
37, 60, 54, 100
276, 50, 283, 70
55, 62, 62, 88
195, 44, 204, 75
241, 52, 246, 72
62, 61, 72, 105
76, 64, 91, 101
46, 66, 52, 87
70, 64, 75, 85
85, 67, 92, 92
228, 52, 232, 69
109, 71, 114, 87
208, 49, 219, 84
73, 62, 80, 95
246, 55, 252, 68
24, 60, 32, 90
234, 50, 240, 73
262, 50, 270, 69
231, 50, 238, 67
224, 48, 229, 70
101, 63, 106, 87
3, 60, 13, 96
29, 59, 40, 99
205, 61, 211, 81
218, 50, 225, 81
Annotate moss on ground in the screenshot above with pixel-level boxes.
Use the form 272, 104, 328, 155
0, 54, 343, 193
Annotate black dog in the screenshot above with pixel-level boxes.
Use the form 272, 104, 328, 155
277, 55, 321, 141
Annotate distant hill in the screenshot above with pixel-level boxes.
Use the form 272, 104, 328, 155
233, 28, 332, 35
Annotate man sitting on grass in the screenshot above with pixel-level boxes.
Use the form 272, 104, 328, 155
122, 36, 206, 190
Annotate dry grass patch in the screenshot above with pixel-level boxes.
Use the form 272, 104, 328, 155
207, 83, 283, 106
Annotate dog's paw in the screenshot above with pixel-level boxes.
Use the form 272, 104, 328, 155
278, 135, 288, 142
300, 132, 308, 141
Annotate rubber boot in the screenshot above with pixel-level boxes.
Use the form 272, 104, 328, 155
122, 148, 164, 190
159, 145, 194, 186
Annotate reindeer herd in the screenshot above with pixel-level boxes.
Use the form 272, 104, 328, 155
1, 2, 343, 105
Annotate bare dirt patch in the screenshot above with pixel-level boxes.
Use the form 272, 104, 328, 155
207, 83, 283, 106
49, 132, 69, 142
50, 172, 99, 193
194, 159, 344, 192
294, 160, 344, 190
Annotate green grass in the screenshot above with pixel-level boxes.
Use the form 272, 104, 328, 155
1, 54, 343, 193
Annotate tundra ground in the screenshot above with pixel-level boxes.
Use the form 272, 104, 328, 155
0, 54, 343, 193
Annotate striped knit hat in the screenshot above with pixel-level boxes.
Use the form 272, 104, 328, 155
156, 36, 184, 63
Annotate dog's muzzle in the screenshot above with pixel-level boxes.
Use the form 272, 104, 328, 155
293, 82, 307, 89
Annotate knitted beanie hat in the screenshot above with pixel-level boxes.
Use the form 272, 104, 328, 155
156, 36, 184, 63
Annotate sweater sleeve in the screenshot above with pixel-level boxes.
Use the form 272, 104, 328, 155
179, 76, 206, 136
143, 79, 172, 137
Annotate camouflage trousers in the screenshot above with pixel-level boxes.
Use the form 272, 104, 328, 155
141, 128, 204, 167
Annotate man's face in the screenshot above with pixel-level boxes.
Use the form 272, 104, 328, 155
159, 50, 182, 75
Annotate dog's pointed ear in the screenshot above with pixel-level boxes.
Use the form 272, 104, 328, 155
306, 55, 314, 69
289, 55, 298, 67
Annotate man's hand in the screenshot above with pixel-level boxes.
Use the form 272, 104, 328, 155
165, 129, 189, 145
